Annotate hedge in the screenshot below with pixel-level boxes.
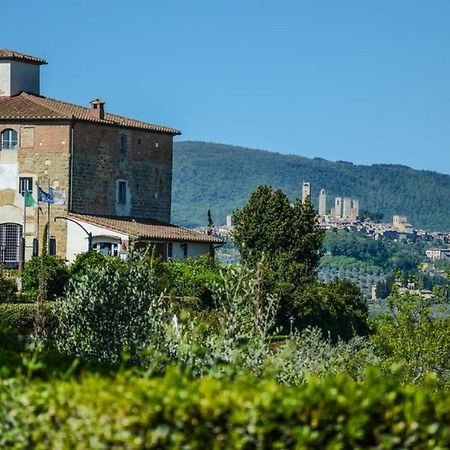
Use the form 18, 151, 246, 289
0, 302, 53, 333
0, 368, 449, 449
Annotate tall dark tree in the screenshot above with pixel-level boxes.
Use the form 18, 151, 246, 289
233, 186, 368, 338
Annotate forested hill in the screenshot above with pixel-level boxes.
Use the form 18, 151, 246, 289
172, 141, 450, 231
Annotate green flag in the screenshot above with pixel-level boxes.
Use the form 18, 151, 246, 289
25, 191, 36, 207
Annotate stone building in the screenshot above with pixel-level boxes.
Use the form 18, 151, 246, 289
318, 189, 327, 216
301, 181, 311, 204
0, 49, 221, 267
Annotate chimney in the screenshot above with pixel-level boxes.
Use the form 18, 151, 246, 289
90, 98, 105, 120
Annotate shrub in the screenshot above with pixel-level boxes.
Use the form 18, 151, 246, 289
0, 367, 449, 449
0, 302, 54, 351
53, 252, 167, 364
0, 303, 54, 334
68, 250, 107, 281
164, 256, 223, 308
371, 289, 450, 388
22, 255, 69, 300
0, 267, 16, 303
291, 279, 369, 341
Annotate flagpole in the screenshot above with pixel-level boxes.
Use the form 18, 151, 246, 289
36, 180, 40, 256
47, 181, 51, 254
19, 189, 27, 272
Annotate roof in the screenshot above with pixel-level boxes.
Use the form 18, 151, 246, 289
68, 213, 223, 244
0, 49, 47, 65
0, 92, 181, 135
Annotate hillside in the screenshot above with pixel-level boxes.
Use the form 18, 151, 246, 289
172, 141, 450, 231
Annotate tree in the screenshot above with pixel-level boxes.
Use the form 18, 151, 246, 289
233, 187, 325, 326
233, 187, 324, 279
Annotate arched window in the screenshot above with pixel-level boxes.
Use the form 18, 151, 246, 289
1, 129, 18, 150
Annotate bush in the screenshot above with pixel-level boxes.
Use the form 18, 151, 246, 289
291, 279, 369, 341
53, 252, 167, 364
0, 267, 16, 302
0, 302, 54, 351
0, 303, 54, 334
164, 256, 223, 308
371, 289, 450, 388
68, 251, 107, 281
0, 367, 449, 449
22, 255, 69, 300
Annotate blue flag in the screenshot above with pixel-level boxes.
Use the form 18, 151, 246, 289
38, 187, 54, 204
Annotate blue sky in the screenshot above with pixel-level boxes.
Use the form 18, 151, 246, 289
4, 0, 450, 173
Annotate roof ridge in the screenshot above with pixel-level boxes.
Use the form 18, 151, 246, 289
21, 92, 71, 118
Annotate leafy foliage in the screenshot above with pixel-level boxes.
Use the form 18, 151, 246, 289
21, 255, 69, 300
52, 253, 167, 364
1, 366, 449, 449
172, 141, 450, 231
371, 285, 450, 388
0, 267, 16, 303
164, 255, 223, 308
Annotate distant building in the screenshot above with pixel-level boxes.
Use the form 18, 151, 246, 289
332, 197, 343, 218
226, 214, 235, 228
342, 197, 352, 219
425, 248, 450, 260
302, 181, 311, 204
319, 189, 327, 216
393, 215, 412, 233
350, 198, 360, 220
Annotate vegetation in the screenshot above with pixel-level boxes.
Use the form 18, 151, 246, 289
1, 366, 449, 449
1, 183, 449, 447
0, 266, 16, 303
172, 141, 450, 230
21, 255, 69, 300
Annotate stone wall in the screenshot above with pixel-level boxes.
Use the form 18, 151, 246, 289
71, 122, 173, 223
16, 123, 71, 260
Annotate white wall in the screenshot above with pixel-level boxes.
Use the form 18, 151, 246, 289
0, 62, 11, 96
171, 242, 211, 259
66, 219, 127, 263
0, 61, 40, 96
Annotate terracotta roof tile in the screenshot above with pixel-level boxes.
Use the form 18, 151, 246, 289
0, 92, 181, 135
0, 49, 47, 65
68, 213, 223, 244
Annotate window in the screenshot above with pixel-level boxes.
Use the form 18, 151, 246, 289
117, 180, 127, 205
93, 241, 119, 256
19, 177, 33, 196
0, 223, 22, 268
1, 129, 18, 150
119, 134, 127, 159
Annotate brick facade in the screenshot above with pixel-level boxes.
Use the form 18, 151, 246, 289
70, 122, 173, 223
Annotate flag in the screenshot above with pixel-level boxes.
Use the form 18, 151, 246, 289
38, 187, 54, 204
25, 191, 36, 207
49, 187, 65, 205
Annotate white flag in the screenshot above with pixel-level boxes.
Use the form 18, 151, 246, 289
49, 187, 65, 205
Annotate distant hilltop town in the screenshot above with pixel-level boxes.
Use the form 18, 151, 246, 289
214, 182, 450, 248
303, 181, 450, 244
302, 181, 360, 221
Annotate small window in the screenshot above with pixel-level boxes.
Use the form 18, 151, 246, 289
1, 129, 18, 150
117, 180, 127, 204
119, 134, 127, 159
155, 142, 159, 149
19, 177, 33, 196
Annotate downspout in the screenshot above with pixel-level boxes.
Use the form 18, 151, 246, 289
69, 119, 74, 212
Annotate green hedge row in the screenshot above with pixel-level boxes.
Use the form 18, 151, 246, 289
0, 302, 53, 333
0, 368, 449, 449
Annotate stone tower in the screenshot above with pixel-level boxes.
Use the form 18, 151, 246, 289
319, 189, 327, 216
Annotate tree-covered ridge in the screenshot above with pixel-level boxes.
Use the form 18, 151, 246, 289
172, 141, 450, 230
